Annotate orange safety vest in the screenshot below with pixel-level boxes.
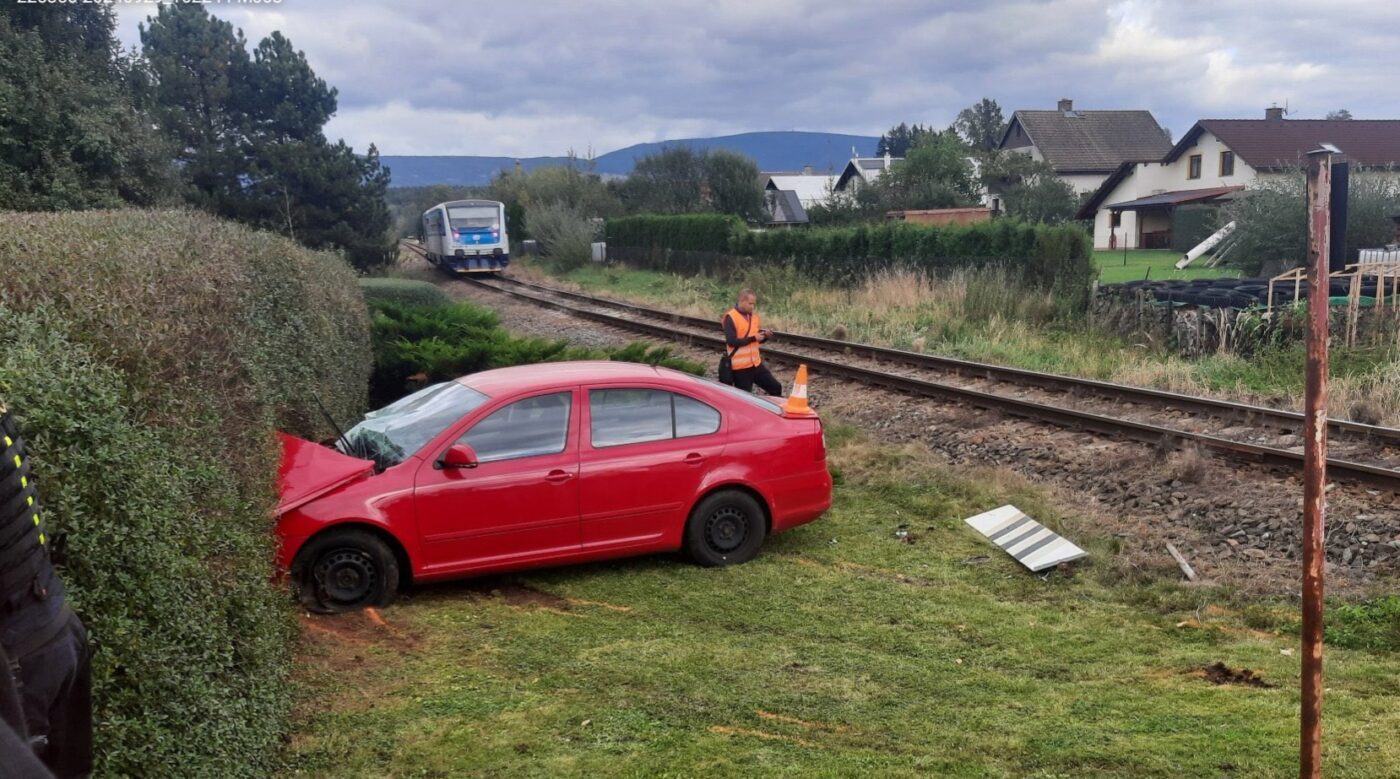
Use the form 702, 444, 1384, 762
723, 308, 762, 370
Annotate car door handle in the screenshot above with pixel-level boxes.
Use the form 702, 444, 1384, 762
545, 470, 574, 484
683, 453, 705, 465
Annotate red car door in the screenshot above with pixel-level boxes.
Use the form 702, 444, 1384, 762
579, 386, 725, 551
413, 390, 580, 574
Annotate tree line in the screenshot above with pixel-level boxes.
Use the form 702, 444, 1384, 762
0, 4, 393, 270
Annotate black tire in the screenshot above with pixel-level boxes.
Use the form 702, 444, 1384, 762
683, 490, 767, 567
295, 529, 400, 613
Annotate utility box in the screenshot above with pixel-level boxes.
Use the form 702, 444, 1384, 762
591, 242, 607, 263
521, 239, 539, 255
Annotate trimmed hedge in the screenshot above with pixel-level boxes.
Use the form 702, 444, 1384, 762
0, 210, 371, 777
607, 214, 1096, 305
605, 213, 742, 254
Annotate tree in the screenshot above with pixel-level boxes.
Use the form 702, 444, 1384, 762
700, 149, 765, 222
0, 7, 176, 209
878, 132, 978, 209
1325, 109, 1353, 120
140, 3, 393, 269
612, 147, 764, 220
875, 122, 933, 157
979, 152, 1076, 224
955, 98, 1007, 152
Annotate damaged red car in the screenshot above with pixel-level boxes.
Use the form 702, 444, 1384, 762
275, 362, 832, 612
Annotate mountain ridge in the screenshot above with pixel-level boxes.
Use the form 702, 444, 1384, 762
382, 130, 880, 187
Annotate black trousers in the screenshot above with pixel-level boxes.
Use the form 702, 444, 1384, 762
17, 614, 91, 779
732, 364, 783, 396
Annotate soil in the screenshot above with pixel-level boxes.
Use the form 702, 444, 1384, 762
397, 255, 1400, 596
1198, 661, 1276, 688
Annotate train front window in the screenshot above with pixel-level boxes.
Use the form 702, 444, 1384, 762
447, 206, 499, 230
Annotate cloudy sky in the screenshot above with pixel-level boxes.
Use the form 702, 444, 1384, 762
113, 0, 1399, 157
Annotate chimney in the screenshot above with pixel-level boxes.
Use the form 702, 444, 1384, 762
802, 164, 813, 175
1057, 98, 1073, 112
1265, 106, 1285, 120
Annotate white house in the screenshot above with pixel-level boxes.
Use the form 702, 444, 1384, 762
762, 168, 838, 209
834, 153, 900, 193
998, 99, 1173, 196
1078, 109, 1400, 249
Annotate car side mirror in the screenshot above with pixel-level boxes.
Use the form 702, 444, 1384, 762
439, 444, 479, 470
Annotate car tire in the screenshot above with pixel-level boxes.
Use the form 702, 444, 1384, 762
684, 490, 767, 567
296, 529, 400, 614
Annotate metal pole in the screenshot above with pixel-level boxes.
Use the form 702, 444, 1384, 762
1301, 146, 1335, 779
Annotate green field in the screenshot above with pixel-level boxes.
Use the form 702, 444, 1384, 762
1094, 249, 1241, 284
282, 428, 1400, 778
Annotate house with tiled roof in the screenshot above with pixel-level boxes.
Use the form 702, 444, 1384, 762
998, 99, 1173, 195
1077, 108, 1400, 249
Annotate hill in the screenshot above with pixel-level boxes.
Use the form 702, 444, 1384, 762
381, 131, 879, 187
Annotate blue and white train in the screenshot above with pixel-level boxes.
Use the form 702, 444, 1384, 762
420, 199, 510, 274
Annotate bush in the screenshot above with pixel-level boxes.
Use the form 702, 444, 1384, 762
1170, 204, 1221, 253
359, 277, 454, 309
606, 213, 744, 253
0, 210, 371, 778
1223, 168, 1400, 275
529, 202, 596, 271
368, 299, 705, 405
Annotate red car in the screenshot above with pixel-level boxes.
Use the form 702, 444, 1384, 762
275, 362, 832, 612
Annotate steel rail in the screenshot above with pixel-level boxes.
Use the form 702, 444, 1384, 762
446, 268, 1400, 493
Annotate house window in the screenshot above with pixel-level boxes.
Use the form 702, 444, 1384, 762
1220, 150, 1235, 177
1188, 155, 1202, 179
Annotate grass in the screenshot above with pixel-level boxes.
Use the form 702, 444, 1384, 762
506, 259, 1400, 425
1093, 249, 1241, 284
281, 428, 1400, 778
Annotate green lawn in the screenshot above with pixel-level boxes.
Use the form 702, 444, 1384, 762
1094, 249, 1240, 284
281, 428, 1400, 778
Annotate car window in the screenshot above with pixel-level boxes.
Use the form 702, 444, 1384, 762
459, 392, 571, 463
684, 375, 782, 415
675, 394, 721, 437
589, 389, 722, 448
590, 389, 672, 447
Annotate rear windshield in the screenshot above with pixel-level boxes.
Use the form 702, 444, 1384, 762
685, 375, 782, 415
447, 205, 499, 230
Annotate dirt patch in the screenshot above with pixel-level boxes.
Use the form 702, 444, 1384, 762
710, 725, 817, 748
297, 607, 424, 676
756, 709, 854, 734
1196, 662, 1276, 689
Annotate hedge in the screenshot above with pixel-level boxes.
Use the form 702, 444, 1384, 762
368, 298, 706, 406
606, 214, 1096, 305
605, 213, 742, 254
0, 210, 371, 778
1170, 204, 1221, 253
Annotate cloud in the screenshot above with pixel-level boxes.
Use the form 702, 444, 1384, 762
111, 0, 1400, 156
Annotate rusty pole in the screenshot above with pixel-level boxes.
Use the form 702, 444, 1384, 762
1301, 145, 1336, 779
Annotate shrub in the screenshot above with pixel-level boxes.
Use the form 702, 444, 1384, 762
359, 277, 454, 309
606, 213, 744, 253
1223, 168, 1400, 275
368, 299, 705, 405
528, 202, 596, 271
0, 209, 371, 778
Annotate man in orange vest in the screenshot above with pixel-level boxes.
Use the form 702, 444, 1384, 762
721, 288, 782, 395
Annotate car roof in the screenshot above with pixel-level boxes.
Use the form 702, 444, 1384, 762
456, 361, 669, 396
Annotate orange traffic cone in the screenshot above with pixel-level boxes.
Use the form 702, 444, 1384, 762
783, 364, 817, 416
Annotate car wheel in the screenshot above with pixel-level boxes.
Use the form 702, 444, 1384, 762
684, 490, 767, 567
296, 529, 400, 614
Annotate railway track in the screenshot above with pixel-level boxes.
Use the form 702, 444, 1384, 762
400, 242, 1400, 492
